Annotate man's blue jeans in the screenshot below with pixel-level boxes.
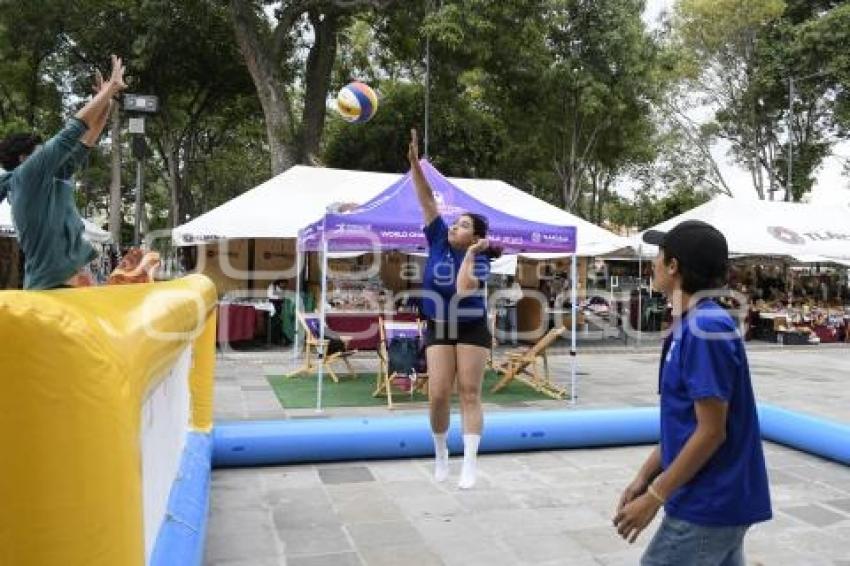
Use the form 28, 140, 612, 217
641, 515, 750, 566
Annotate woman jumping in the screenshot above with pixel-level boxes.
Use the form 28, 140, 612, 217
408, 129, 499, 489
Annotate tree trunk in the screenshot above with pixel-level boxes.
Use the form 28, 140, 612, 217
300, 11, 340, 164
27, 52, 40, 127
167, 139, 181, 229
592, 168, 613, 225
589, 168, 599, 222
108, 104, 123, 246
748, 138, 765, 200
230, 0, 298, 175
180, 185, 196, 220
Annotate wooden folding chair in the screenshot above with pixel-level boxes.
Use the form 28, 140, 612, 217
491, 325, 567, 399
486, 309, 499, 371
374, 317, 428, 409
291, 312, 358, 383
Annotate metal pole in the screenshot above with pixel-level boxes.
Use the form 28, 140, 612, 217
786, 77, 794, 202
424, 1, 431, 159
316, 232, 329, 412
637, 244, 643, 346
134, 157, 143, 245
293, 249, 302, 361
570, 253, 578, 404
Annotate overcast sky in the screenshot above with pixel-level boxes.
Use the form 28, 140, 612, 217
641, 0, 850, 204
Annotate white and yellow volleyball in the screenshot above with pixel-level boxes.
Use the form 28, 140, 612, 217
336, 81, 379, 124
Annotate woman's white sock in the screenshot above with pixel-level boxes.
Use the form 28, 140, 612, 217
458, 434, 481, 489
433, 432, 449, 482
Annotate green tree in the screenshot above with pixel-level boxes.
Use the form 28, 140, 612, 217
672, 0, 786, 200
129, 0, 257, 228
0, 0, 70, 133
603, 185, 711, 231
389, 0, 663, 216
671, 0, 850, 202
323, 80, 508, 177
227, 0, 397, 176
57, 0, 261, 238
790, 2, 850, 194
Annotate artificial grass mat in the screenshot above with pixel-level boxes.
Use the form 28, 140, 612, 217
266, 370, 554, 408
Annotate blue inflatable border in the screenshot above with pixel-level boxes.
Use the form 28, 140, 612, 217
149, 404, 850, 565
758, 404, 850, 465
149, 432, 212, 566
211, 407, 661, 468
210, 404, 850, 468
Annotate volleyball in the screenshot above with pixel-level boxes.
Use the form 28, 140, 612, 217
336, 81, 378, 124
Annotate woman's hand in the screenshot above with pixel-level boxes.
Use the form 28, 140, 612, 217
468, 238, 490, 255
408, 128, 419, 166
408, 127, 437, 223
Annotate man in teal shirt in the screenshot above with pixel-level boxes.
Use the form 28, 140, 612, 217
0, 55, 127, 289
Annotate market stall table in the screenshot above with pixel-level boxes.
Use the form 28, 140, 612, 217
217, 303, 257, 343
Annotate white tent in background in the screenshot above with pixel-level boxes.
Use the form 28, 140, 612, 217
636, 197, 850, 263
172, 165, 631, 257
172, 166, 398, 244
0, 200, 111, 244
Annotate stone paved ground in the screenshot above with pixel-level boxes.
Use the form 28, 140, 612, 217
205, 342, 850, 565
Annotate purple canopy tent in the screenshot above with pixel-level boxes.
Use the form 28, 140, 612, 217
294, 160, 580, 409
299, 160, 576, 254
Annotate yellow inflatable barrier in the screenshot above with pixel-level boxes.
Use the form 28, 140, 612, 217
0, 275, 217, 566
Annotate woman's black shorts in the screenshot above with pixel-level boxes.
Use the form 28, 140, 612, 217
424, 318, 492, 349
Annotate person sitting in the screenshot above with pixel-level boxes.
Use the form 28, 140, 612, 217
267, 278, 288, 345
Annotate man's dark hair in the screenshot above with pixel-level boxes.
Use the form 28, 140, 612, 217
0, 133, 42, 171
661, 245, 728, 295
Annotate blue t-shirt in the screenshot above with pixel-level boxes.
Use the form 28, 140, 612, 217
421, 216, 490, 322
659, 299, 772, 527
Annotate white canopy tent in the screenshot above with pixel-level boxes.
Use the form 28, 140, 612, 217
636, 197, 850, 262
173, 166, 397, 244
632, 197, 850, 334
0, 200, 111, 244
172, 164, 630, 257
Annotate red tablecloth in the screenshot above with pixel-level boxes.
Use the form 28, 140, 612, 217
325, 312, 418, 351
812, 325, 839, 344
217, 303, 257, 343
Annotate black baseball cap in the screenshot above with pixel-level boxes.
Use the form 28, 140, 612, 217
643, 220, 729, 277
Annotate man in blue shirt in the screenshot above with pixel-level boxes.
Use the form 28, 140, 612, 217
614, 220, 772, 565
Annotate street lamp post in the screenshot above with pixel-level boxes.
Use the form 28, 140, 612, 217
784, 71, 829, 202
123, 94, 159, 246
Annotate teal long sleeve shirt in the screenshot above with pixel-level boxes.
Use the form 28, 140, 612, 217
0, 118, 97, 289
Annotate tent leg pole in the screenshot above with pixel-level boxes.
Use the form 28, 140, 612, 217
293, 249, 302, 361
638, 244, 643, 347
317, 238, 329, 412
570, 254, 578, 404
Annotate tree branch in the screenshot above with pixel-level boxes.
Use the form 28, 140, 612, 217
178, 88, 214, 146
230, 0, 275, 77
663, 101, 733, 197
272, 1, 312, 59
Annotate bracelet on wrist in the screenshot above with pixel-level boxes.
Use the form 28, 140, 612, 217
647, 483, 666, 505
